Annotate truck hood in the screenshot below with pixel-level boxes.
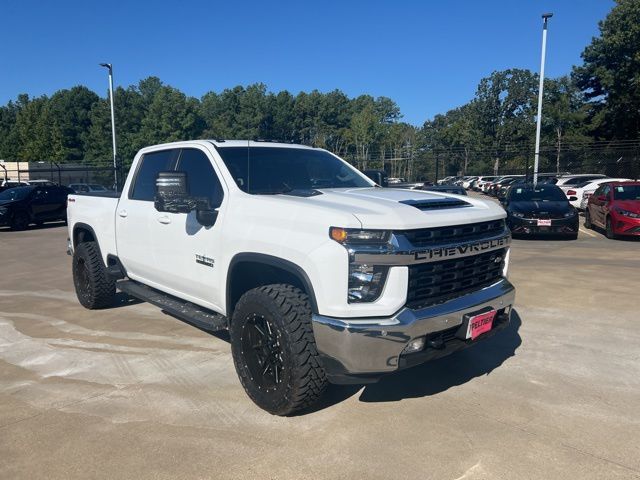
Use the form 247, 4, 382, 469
306, 187, 505, 229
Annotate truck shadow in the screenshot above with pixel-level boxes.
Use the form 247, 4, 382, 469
298, 310, 522, 414
358, 309, 522, 403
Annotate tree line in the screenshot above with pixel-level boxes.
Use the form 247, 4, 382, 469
1, 0, 638, 180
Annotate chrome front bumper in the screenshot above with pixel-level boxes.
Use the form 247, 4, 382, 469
312, 278, 515, 383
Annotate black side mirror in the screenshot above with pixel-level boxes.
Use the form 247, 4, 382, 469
154, 171, 193, 214
194, 198, 218, 227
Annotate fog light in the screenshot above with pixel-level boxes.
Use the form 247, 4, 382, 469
402, 336, 426, 354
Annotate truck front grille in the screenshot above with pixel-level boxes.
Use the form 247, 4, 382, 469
400, 219, 505, 247
406, 249, 506, 309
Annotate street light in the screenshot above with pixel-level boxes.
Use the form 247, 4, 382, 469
533, 13, 553, 186
99, 63, 118, 191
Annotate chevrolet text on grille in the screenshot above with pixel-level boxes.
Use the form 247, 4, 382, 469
414, 237, 509, 261
352, 234, 511, 266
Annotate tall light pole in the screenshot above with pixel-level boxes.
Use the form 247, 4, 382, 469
533, 13, 553, 186
99, 63, 118, 191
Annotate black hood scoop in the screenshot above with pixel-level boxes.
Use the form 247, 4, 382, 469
400, 198, 471, 211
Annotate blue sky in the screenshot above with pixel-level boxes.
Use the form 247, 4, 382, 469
2, 0, 613, 125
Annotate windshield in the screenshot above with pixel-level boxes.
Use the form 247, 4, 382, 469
0, 186, 34, 201
612, 185, 640, 200
509, 185, 567, 202
216, 147, 372, 194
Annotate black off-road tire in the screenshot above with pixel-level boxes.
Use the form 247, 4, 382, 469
10, 211, 30, 231
230, 284, 328, 416
72, 241, 116, 309
584, 209, 592, 229
605, 217, 616, 240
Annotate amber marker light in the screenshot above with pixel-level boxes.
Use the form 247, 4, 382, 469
330, 227, 348, 243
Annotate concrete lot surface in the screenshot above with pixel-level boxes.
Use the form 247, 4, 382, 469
1, 222, 639, 479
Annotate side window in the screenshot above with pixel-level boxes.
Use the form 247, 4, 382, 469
176, 148, 223, 207
130, 149, 177, 201
601, 185, 610, 198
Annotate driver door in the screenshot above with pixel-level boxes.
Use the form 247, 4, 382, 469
149, 147, 226, 309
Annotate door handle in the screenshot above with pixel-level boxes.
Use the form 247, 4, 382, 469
118, 210, 128, 218
157, 216, 171, 225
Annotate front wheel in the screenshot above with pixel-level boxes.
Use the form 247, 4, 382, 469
230, 284, 328, 415
605, 217, 616, 240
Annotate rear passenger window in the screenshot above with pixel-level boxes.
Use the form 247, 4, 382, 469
130, 150, 177, 201
176, 149, 224, 207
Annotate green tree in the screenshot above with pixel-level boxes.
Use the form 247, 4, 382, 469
573, 0, 640, 139
543, 76, 589, 173
474, 69, 538, 173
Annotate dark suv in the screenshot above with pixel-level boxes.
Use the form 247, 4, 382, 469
0, 185, 73, 230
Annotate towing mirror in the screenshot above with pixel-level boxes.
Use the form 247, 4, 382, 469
154, 171, 193, 214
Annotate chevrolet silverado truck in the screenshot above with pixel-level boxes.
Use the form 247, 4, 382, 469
67, 140, 515, 415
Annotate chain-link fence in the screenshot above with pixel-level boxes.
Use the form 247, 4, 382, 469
2, 140, 638, 190
349, 140, 640, 182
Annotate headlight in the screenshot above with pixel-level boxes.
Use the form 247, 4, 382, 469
348, 264, 389, 302
329, 227, 390, 244
615, 208, 640, 218
563, 210, 577, 217
511, 211, 525, 218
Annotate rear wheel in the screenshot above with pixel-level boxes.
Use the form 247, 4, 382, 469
230, 284, 327, 416
605, 217, 616, 240
584, 209, 592, 229
72, 241, 116, 309
10, 212, 29, 231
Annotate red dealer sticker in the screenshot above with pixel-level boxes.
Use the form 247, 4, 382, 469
466, 310, 496, 340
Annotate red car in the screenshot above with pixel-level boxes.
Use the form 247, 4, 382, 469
585, 181, 640, 238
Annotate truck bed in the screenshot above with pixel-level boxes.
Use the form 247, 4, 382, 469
67, 193, 119, 264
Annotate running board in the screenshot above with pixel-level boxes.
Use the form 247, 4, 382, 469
117, 280, 228, 332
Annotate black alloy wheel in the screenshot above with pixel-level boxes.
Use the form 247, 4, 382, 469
72, 241, 116, 309
230, 284, 327, 416
241, 313, 284, 392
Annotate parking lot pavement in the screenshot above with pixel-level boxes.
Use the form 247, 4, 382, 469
1, 223, 639, 480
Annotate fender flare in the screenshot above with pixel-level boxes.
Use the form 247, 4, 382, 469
72, 222, 99, 248
226, 253, 319, 314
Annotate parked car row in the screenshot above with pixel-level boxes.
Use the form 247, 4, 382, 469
466, 173, 640, 240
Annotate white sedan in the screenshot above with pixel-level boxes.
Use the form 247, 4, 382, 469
565, 178, 632, 209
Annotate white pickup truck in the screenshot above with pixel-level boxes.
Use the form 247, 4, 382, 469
67, 140, 515, 415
